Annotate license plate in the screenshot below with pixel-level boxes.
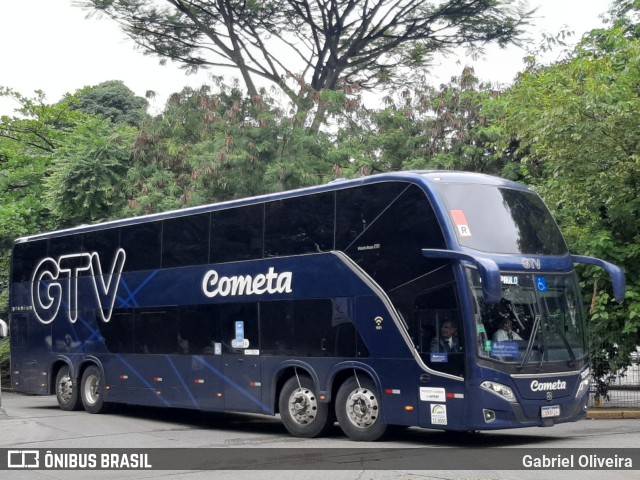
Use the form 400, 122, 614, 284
541, 405, 560, 418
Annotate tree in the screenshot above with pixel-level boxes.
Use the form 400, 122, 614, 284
81, 0, 532, 130
70, 80, 149, 126
330, 66, 511, 177
45, 116, 137, 226
122, 79, 347, 215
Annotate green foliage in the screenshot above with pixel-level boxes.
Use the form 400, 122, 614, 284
337, 67, 508, 177
69, 80, 149, 126
0, 338, 9, 382
122, 80, 343, 215
45, 116, 138, 226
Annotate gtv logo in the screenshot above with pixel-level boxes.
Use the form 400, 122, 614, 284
31, 249, 126, 324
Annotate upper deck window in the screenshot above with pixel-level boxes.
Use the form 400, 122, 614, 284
435, 184, 568, 255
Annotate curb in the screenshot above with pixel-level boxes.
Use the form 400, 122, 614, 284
587, 409, 640, 419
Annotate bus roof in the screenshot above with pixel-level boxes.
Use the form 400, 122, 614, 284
14, 170, 531, 244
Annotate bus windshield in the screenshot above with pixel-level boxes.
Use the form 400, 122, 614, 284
467, 269, 588, 366
434, 183, 568, 255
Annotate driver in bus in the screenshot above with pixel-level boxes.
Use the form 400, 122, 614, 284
493, 317, 523, 342
430, 320, 462, 353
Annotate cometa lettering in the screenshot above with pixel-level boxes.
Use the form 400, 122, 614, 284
530, 379, 567, 391
202, 267, 293, 298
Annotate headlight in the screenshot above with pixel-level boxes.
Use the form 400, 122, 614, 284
481, 381, 517, 402
575, 378, 590, 399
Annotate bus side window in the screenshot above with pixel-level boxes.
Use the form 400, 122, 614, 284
99, 309, 134, 353
413, 284, 465, 377
178, 305, 222, 355
121, 223, 161, 272
162, 214, 210, 268
260, 301, 295, 354
11, 241, 47, 284
418, 324, 435, 353
334, 322, 356, 357
134, 308, 178, 354
260, 299, 357, 357
264, 193, 334, 257
210, 205, 264, 263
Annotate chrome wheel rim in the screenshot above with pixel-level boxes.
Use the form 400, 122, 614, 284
345, 387, 379, 428
83, 374, 100, 406
288, 387, 318, 425
57, 373, 73, 403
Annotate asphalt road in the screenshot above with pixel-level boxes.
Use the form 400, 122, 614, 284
1, 390, 639, 480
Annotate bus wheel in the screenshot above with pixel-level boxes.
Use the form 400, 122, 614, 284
80, 365, 110, 414
336, 376, 387, 441
279, 375, 332, 438
55, 365, 81, 411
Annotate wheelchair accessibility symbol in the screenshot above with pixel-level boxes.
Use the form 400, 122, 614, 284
536, 276, 548, 293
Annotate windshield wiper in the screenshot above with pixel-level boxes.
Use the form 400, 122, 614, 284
520, 314, 542, 368
550, 322, 576, 366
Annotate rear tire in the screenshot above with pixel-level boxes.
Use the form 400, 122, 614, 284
279, 375, 333, 438
80, 365, 111, 414
336, 376, 387, 441
55, 365, 82, 411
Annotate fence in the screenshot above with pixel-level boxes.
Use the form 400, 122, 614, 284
588, 357, 640, 408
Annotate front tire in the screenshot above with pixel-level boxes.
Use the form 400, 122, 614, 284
279, 375, 333, 438
80, 365, 111, 414
55, 365, 82, 411
336, 376, 387, 441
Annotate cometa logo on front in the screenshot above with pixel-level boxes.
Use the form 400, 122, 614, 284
530, 380, 567, 391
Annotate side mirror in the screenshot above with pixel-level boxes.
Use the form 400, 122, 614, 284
422, 249, 502, 304
0, 319, 7, 338
572, 255, 626, 303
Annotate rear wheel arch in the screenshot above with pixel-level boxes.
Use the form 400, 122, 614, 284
272, 363, 321, 414
330, 365, 383, 404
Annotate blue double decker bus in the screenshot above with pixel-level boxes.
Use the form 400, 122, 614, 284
9, 171, 625, 441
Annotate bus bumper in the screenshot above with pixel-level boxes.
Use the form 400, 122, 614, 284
464, 389, 590, 430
